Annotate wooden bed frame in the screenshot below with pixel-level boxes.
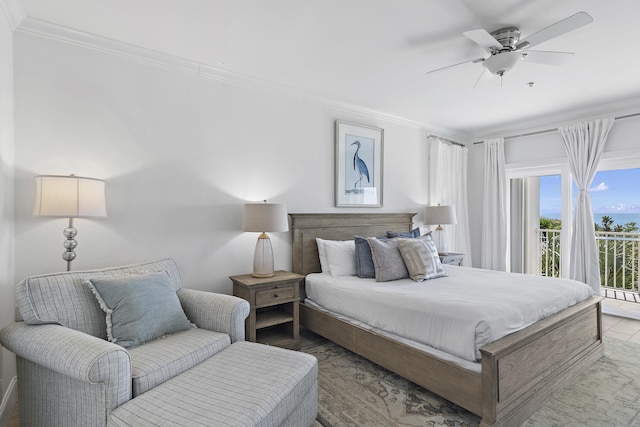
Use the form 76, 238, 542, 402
289, 213, 604, 427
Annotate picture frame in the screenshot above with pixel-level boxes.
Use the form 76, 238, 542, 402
335, 120, 383, 207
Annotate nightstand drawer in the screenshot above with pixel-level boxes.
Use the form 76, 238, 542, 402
439, 253, 465, 266
256, 285, 295, 306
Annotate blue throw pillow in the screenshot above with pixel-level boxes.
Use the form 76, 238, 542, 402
386, 227, 421, 238
355, 235, 387, 278
85, 271, 192, 348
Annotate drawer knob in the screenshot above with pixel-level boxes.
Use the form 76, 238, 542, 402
274, 293, 279, 297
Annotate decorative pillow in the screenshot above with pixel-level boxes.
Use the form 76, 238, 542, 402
324, 239, 357, 277
397, 235, 447, 282
367, 238, 409, 282
386, 227, 421, 238
354, 235, 386, 278
85, 271, 192, 348
316, 238, 330, 273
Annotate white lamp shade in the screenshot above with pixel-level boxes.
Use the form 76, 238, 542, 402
242, 203, 288, 232
424, 205, 456, 225
34, 175, 107, 218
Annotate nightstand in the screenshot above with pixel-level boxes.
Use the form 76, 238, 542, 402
230, 270, 303, 350
440, 253, 465, 266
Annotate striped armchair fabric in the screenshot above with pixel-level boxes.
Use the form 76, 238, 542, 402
0, 259, 250, 427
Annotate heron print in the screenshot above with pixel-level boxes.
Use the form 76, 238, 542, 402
345, 134, 374, 194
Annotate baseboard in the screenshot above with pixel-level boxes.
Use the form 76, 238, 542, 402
0, 377, 17, 427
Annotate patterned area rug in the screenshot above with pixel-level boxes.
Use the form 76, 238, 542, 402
302, 336, 640, 427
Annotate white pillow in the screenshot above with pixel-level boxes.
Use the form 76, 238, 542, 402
316, 238, 330, 273
324, 239, 357, 277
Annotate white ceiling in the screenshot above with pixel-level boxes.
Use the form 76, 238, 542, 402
17, 0, 640, 141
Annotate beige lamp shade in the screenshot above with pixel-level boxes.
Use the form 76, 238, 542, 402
34, 175, 107, 218
242, 202, 288, 232
424, 205, 456, 226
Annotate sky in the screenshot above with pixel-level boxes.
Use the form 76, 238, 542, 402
540, 168, 640, 216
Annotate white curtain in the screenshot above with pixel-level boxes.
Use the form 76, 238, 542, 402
558, 118, 614, 294
481, 138, 507, 271
427, 136, 472, 266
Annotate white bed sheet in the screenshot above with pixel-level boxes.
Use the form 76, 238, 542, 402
303, 298, 483, 373
305, 265, 594, 362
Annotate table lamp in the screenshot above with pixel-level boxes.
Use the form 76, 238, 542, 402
424, 205, 457, 256
33, 174, 107, 271
242, 201, 289, 277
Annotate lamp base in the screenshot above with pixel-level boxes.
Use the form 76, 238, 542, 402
252, 232, 275, 278
432, 225, 449, 256
63, 218, 78, 271
251, 272, 276, 278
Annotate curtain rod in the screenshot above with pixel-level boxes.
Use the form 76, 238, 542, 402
473, 112, 640, 145
427, 134, 465, 147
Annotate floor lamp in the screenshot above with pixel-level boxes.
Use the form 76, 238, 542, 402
424, 205, 457, 256
33, 175, 107, 271
242, 201, 289, 278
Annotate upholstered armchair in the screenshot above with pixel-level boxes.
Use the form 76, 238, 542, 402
0, 259, 250, 427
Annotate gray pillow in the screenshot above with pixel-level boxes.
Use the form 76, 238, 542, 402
397, 235, 447, 282
367, 237, 409, 282
85, 271, 192, 348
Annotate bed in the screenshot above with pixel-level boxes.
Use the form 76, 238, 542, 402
289, 213, 604, 427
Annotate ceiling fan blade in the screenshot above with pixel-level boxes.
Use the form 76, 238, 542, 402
463, 29, 502, 52
523, 50, 574, 65
516, 11, 593, 50
425, 57, 485, 75
473, 69, 494, 88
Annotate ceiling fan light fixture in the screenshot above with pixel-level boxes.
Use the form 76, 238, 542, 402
483, 51, 522, 76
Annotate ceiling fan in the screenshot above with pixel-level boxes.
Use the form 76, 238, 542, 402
426, 12, 593, 86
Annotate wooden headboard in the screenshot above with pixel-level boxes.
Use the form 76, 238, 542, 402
289, 213, 416, 276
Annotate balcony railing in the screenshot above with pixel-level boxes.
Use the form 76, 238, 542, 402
538, 229, 562, 278
537, 229, 640, 294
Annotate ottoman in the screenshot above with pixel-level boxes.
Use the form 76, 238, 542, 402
109, 341, 318, 426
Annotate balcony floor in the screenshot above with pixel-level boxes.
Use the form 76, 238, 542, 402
603, 296, 640, 343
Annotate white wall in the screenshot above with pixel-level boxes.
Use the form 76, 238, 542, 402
0, 0, 15, 404
13, 33, 430, 293
468, 115, 640, 268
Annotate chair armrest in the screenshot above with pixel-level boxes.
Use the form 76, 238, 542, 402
177, 289, 250, 343
0, 322, 131, 386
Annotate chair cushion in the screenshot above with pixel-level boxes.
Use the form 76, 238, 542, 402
15, 259, 182, 339
85, 271, 192, 348
128, 328, 231, 396
110, 341, 318, 426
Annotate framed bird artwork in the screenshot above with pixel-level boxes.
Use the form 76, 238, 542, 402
335, 120, 383, 207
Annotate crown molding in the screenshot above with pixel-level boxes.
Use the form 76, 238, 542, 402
17, 18, 199, 76
15, 17, 469, 140
475, 95, 640, 141
0, 0, 25, 31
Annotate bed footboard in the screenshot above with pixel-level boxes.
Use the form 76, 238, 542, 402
479, 295, 604, 427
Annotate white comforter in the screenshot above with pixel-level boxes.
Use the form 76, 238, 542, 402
305, 266, 594, 362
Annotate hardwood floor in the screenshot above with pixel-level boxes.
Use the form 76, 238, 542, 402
8, 401, 18, 427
